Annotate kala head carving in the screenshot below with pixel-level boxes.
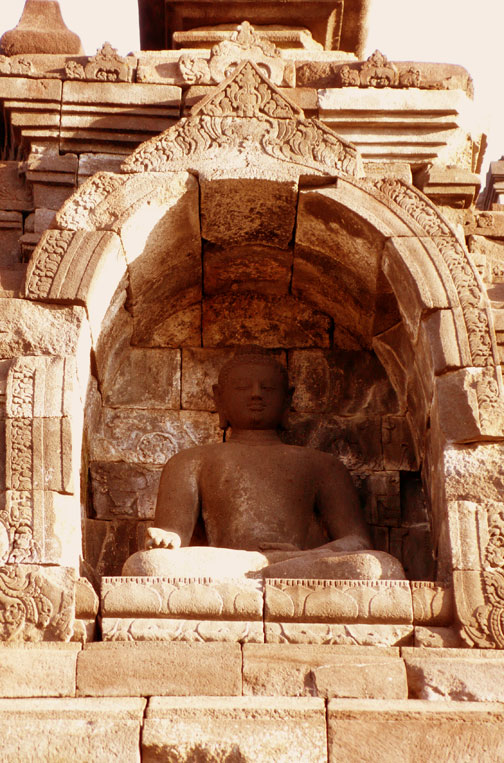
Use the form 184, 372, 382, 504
123, 349, 406, 581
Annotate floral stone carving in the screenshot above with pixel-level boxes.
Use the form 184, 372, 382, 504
123, 60, 361, 178
0, 565, 74, 642
65, 42, 132, 82
178, 21, 294, 87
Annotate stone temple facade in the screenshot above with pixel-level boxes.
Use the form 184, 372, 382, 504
0, 0, 503, 759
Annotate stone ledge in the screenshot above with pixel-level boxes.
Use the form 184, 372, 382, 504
327, 699, 504, 763
143, 696, 327, 763
76, 642, 242, 697
0, 697, 145, 763
243, 644, 408, 699
0, 644, 80, 697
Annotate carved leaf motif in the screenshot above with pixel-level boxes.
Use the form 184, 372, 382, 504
0, 567, 73, 642
26, 230, 75, 300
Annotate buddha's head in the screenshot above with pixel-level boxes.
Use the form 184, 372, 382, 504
213, 348, 292, 431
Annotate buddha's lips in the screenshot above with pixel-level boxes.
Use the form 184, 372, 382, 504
248, 404, 265, 411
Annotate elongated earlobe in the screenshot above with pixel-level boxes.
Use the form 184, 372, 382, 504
213, 383, 229, 429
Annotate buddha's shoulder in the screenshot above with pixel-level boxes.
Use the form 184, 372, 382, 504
164, 442, 224, 469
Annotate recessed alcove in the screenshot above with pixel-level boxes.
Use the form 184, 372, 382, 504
81, 175, 435, 583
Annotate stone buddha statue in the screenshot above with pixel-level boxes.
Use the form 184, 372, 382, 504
123, 349, 405, 580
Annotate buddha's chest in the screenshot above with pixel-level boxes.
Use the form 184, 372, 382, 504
199, 445, 318, 510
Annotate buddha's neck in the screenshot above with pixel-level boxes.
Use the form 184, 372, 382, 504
228, 429, 281, 445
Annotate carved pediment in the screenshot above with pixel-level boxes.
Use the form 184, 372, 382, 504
122, 60, 362, 179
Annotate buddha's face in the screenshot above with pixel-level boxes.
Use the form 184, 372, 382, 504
215, 361, 289, 430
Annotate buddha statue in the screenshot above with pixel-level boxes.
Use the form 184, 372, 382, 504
122, 349, 405, 580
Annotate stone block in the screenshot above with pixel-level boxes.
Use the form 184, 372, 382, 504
327, 699, 504, 762
443, 442, 504, 504
75, 578, 99, 621
0, 644, 79, 697
102, 618, 264, 644
415, 165, 480, 208
468, 235, 504, 283
434, 368, 504, 442
264, 579, 413, 624
413, 627, 463, 648
403, 649, 504, 701
1, 490, 81, 566
363, 471, 400, 526
0, 565, 74, 642
419, 307, 472, 374
284, 413, 383, 472
6, 417, 74, 493
77, 642, 242, 696
410, 583, 453, 626
203, 242, 292, 296
288, 349, 399, 415
0, 161, 33, 211
382, 415, 417, 470
102, 577, 263, 619
77, 153, 126, 184
382, 238, 455, 343
203, 293, 332, 348
90, 462, 162, 520
33, 184, 74, 211
200, 177, 298, 248
0, 300, 88, 359
293, 189, 381, 349
6, 356, 80, 419
143, 696, 327, 763
243, 644, 407, 699
85, 518, 151, 577
103, 348, 180, 408
265, 623, 414, 646
132, 303, 202, 347
90, 408, 221, 465
0, 697, 146, 763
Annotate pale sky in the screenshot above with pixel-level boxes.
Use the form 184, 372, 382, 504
1, 0, 503, 183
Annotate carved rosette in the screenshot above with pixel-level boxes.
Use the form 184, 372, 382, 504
123, 60, 361, 178
339, 51, 402, 89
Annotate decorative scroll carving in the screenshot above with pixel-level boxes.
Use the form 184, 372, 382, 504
486, 504, 504, 569
0, 492, 40, 565
0, 566, 74, 642
0, 55, 33, 76
102, 617, 263, 643
340, 51, 401, 88
7, 419, 33, 492
374, 179, 494, 367
65, 42, 131, 82
265, 622, 413, 646
23, 230, 74, 300
459, 570, 504, 649
124, 61, 360, 177
178, 21, 294, 87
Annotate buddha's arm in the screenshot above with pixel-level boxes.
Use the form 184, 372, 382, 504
150, 449, 200, 548
316, 454, 372, 551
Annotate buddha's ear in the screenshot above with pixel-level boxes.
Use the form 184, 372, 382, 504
212, 384, 229, 429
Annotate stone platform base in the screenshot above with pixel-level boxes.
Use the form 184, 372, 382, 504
1, 696, 504, 762
1, 643, 504, 761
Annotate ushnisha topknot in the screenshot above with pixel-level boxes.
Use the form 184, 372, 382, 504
217, 346, 288, 390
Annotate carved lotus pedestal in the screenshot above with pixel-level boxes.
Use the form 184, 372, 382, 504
100, 576, 454, 647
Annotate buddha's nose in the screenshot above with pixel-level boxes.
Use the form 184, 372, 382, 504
251, 381, 263, 397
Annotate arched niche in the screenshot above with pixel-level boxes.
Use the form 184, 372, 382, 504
5, 59, 504, 645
